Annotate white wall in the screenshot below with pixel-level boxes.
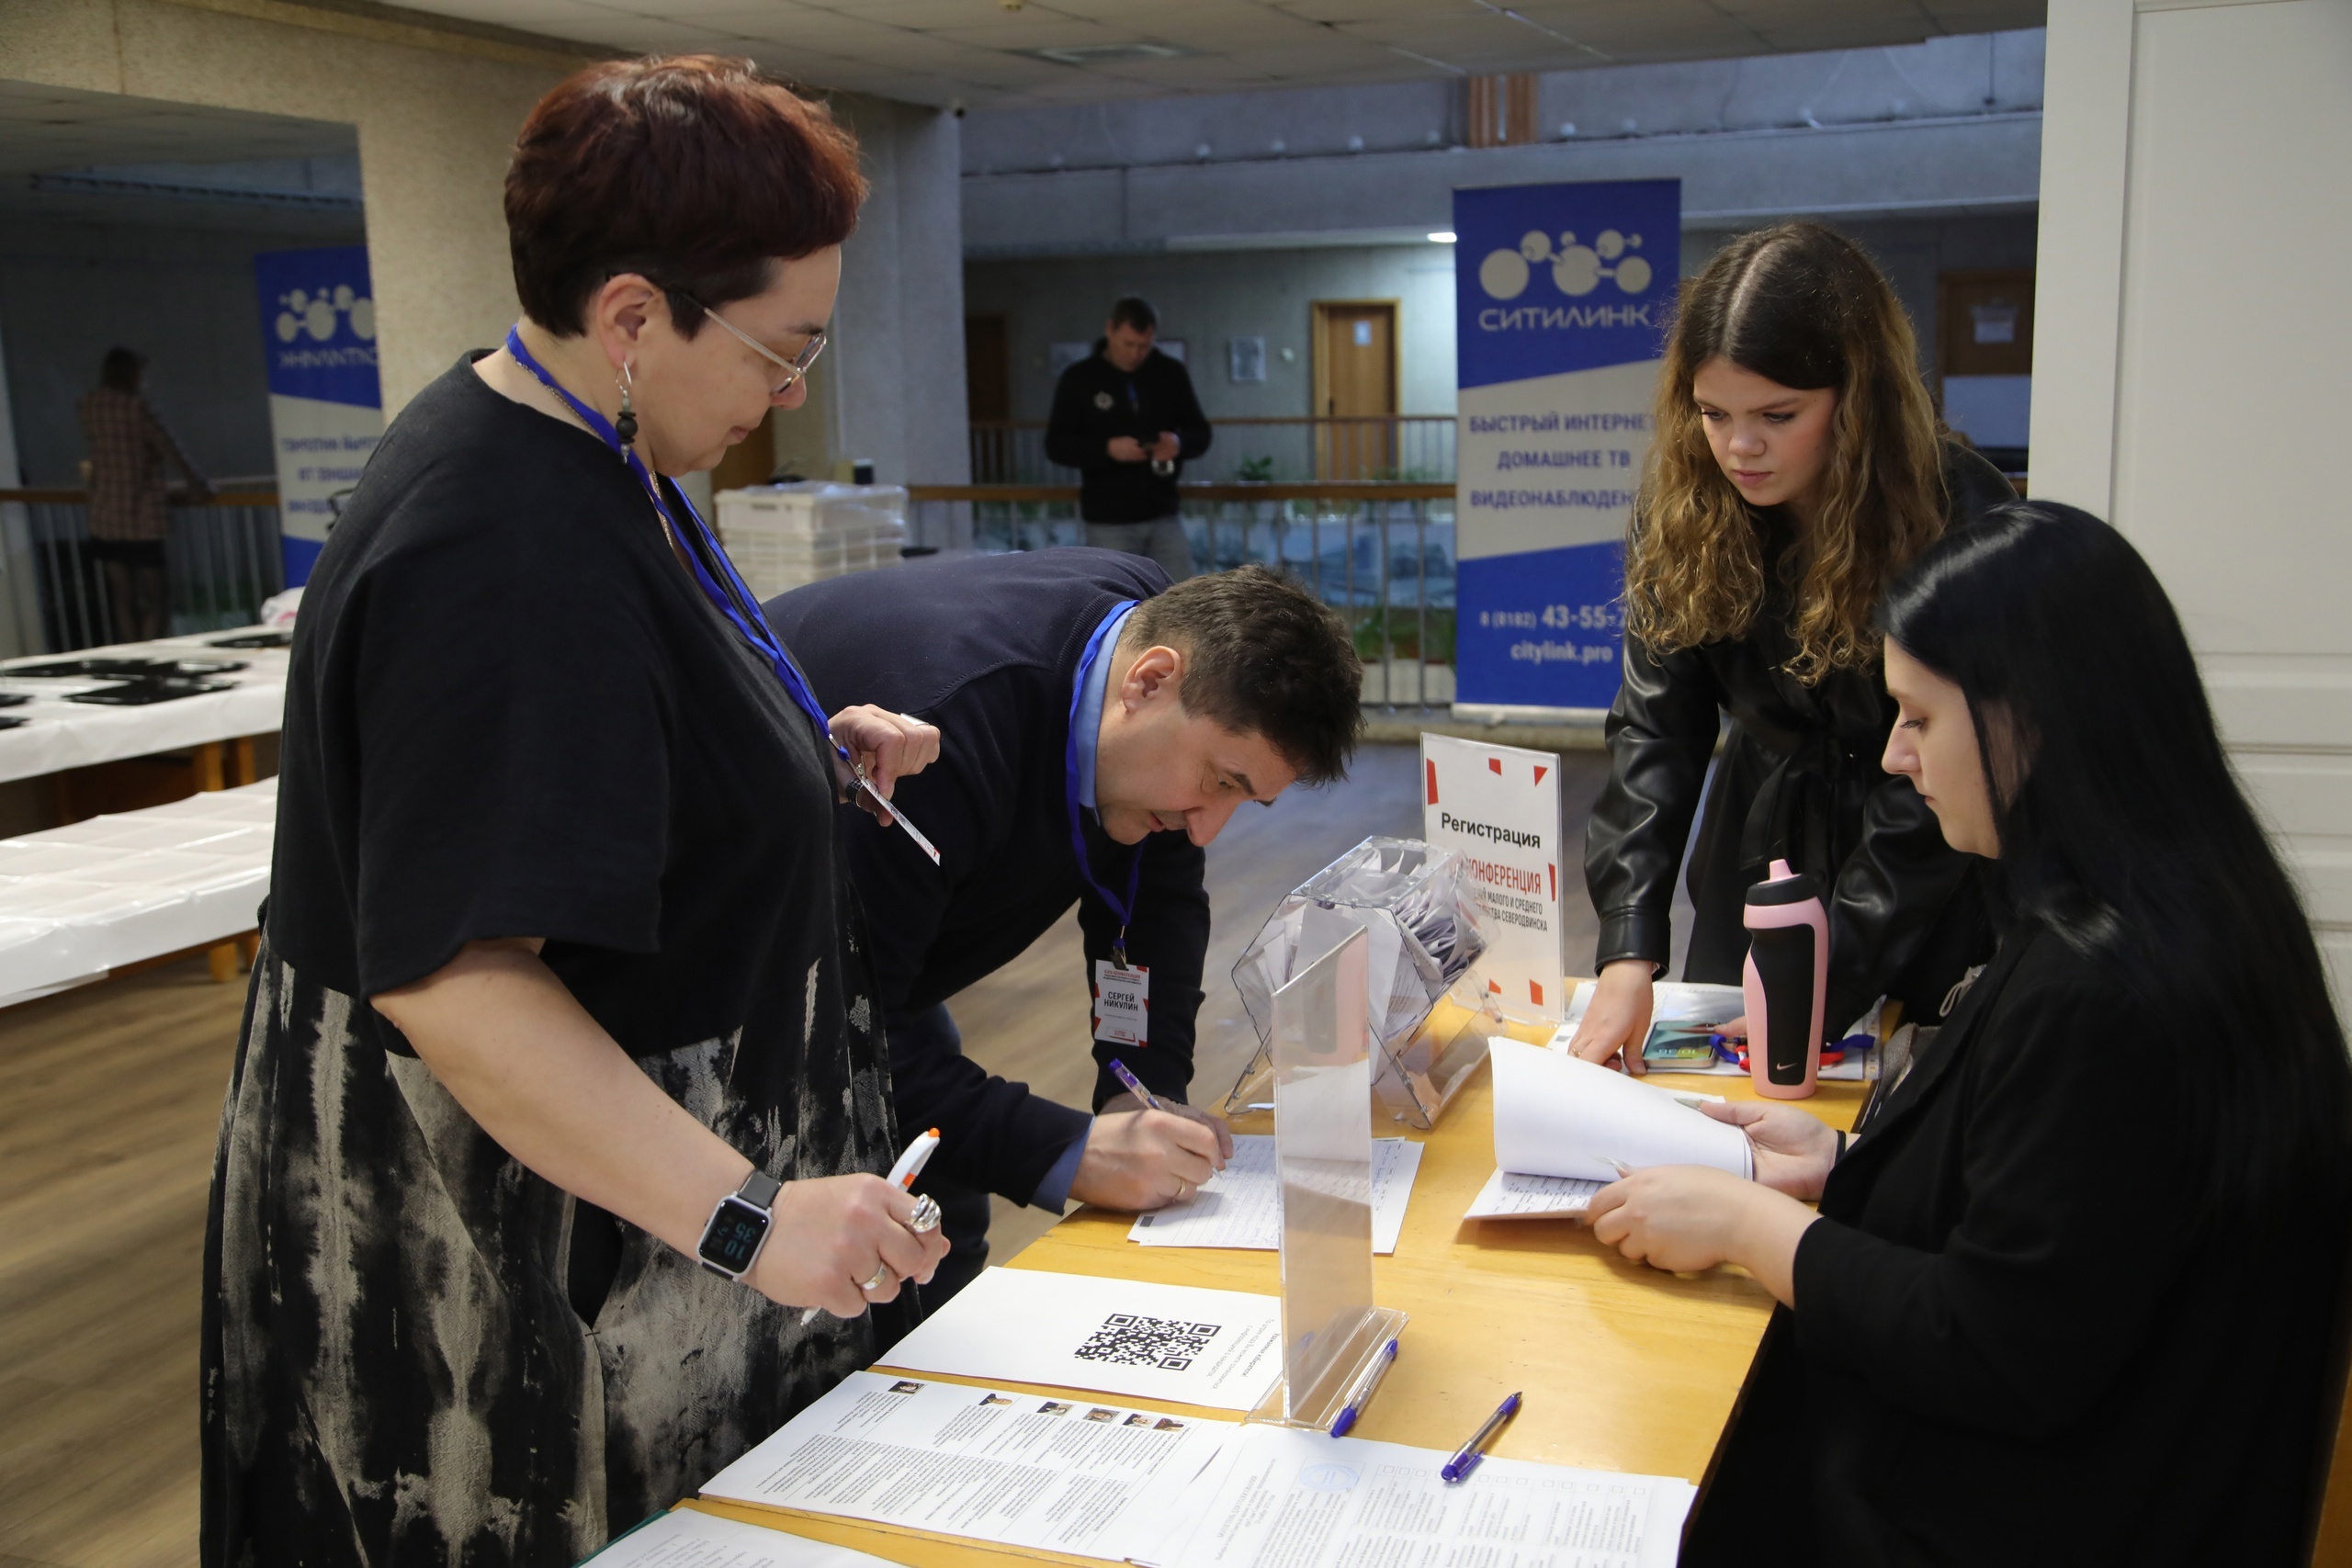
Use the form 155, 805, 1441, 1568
2034, 0, 2352, 996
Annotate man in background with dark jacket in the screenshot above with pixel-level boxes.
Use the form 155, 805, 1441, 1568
766, 555, 1362, 1303
1046, 297, 1211, 583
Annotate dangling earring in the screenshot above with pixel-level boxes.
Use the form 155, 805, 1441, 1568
615, 362, 639, 446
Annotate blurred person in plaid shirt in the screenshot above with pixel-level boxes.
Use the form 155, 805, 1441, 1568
77, 345, 210, 641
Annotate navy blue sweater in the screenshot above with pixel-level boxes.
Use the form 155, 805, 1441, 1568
765, 549, 1211, 1204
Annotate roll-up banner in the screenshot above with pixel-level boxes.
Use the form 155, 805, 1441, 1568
254, 246, 382, 586
1452, 179, 1679, 716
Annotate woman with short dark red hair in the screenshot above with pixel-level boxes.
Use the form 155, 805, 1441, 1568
202, 57, 948, 1564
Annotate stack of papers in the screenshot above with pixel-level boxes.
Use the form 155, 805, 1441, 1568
696, 1374, 1696, 1568
582, 1508, 913, 1567
1129, 1135, 1423, 1254
699, 1371, 1233, 1562
875, 1268, 1286, 1411
1465, 1040, 1753, 1221
1139, 1422, 1696, 1568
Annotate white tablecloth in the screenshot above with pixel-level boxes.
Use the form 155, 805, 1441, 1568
0, 628, 288, 784
0, 777, 276, 1007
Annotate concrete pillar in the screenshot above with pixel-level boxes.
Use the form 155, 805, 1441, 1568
829, 92, 971, 487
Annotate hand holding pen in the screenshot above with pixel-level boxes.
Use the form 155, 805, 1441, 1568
800, 1127, 944, 1325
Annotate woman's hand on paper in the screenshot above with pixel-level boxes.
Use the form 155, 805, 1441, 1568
757, 1173, 949, 1319
1701, 1100, 1838, 1201
1566, 959, 1656, 1076
1587, 1166, 1819, 1305
1071, 1102, 1227, 1211
828, 704, 941, 824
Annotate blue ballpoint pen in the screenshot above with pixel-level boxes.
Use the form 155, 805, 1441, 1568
1329, 1337, 1399, 1438
1441, 1392, 1522, 1483
1108, 1056, 1162, 1111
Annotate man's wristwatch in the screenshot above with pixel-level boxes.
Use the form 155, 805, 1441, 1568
697, 1170, 783, 1280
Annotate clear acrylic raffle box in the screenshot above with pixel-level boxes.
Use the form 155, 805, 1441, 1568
1250, 921, 1408, 1430
1224, 836, 1498, 1131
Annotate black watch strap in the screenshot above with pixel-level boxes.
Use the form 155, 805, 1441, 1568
739, 1170, 782, 1210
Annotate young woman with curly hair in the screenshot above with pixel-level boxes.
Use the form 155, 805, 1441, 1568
1569, 220, 2015, 1071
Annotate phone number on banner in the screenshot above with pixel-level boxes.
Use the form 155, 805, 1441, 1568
1476, 603, 1624, 632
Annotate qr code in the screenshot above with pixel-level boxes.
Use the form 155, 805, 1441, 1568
1074, 1313, 1222, 1372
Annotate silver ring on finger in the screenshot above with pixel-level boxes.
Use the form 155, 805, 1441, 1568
905, 1193, 943, 1235
859, 1262, 893, 1294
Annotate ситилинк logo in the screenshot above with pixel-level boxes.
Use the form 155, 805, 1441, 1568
1478, 230, 1652, 302
274, 284, 376, 345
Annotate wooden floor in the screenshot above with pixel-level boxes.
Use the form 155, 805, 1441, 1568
0, 742, 1611, 1566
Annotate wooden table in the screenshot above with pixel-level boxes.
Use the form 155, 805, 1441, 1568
692, 1020, 1870, 1563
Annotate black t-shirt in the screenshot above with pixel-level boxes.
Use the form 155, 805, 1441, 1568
269, 354, 844, 1052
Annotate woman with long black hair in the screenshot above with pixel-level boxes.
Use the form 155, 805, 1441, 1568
1572, 221, 2014, 1070
1588, 502, 2352, 1562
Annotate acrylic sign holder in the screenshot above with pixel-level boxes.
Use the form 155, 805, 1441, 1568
1249, 919, 1409, 1431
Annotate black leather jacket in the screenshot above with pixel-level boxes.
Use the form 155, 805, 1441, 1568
1583, 445, 2016, 1034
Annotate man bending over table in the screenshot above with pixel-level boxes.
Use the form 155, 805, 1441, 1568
766, 554, 1363, 1303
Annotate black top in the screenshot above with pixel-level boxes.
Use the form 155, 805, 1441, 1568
210, 355, 907, 1564
763, 549, 1211, 1205
1686, 919, 2352, 1565
1045, 344, 1213, 523
273, 356, 848, 1049
1583, 445, 2018, 1032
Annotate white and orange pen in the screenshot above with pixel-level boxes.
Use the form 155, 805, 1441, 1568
800, 1127, 943, 1325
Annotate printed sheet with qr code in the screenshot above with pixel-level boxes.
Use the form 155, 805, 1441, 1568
876, 1266, 1284, 1410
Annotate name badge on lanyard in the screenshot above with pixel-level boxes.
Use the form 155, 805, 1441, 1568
1093, 958, 1148, 1046
1067, 598, 1147, 983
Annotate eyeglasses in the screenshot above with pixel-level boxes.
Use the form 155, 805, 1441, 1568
684, 296, 828, 398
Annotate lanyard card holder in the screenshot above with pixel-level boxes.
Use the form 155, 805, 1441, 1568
1224, 835, 1498, 1132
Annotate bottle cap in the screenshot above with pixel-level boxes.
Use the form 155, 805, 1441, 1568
1745, 858, 1820, 907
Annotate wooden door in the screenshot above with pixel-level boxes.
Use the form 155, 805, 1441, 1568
965, 312, 1012, 481
1313, 300, 1398, 479
1937, 269, 2035, 381
1936, 269, 2035, 476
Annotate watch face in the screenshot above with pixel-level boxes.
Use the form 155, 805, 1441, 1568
698, 1195, 770, 1276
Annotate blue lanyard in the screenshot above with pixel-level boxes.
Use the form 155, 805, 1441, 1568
1066, 600, 1143, 964
500, 327, 842, 765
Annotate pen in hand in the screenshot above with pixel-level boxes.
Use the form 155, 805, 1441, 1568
1107, 1056, 1162, 1112
800, 1126, 942, 1326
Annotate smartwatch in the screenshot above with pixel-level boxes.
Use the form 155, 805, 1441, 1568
697, 1169, 783, 1280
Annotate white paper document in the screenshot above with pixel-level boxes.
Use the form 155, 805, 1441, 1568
1129, 1136, 1423, 1254
582, 1506, 910, 1567
1144, 1422, 1696, 1568
876, 1267, 1285, 1411
698, 1371, 1235, 1562
1490, 1039, 1753, 1185
1465, 1168, 1606, 1221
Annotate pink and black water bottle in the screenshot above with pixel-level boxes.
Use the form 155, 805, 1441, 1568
1743, 858, 1826, 1100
